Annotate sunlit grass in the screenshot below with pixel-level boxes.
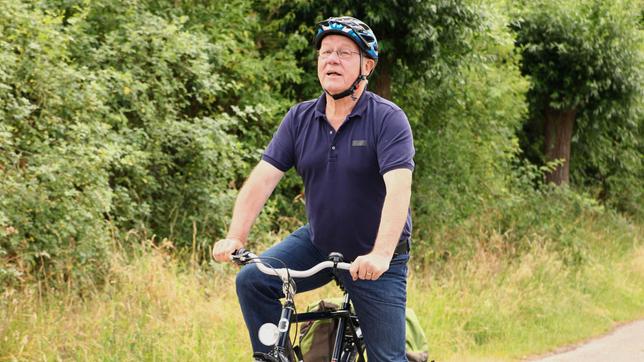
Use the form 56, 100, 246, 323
1, 244, 249, 361
408, 215, 644, 361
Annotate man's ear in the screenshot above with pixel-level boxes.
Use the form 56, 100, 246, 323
364, 58, 376, 76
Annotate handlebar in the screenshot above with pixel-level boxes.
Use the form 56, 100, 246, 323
232, 249, 351, 280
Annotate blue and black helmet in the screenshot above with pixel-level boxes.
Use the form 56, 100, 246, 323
314, 16, 379, 60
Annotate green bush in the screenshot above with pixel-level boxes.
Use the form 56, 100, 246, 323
0, 0, 303, 286
0, 1, 113, 285
71, 3, 245, 246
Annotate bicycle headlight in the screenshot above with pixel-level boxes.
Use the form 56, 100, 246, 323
258, 323, 279, 346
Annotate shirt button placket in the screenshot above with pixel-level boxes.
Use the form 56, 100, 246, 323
328, 126, 338, 162
331, 129, 336, 150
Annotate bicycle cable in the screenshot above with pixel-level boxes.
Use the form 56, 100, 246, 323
244, 254, 301, 356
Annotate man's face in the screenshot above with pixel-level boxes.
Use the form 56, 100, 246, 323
317, 35, 369, 95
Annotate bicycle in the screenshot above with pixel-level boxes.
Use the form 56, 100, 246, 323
232, 249, 366, 362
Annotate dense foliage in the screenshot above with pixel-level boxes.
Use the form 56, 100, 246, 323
0, 0, 641, 287
0, 0, 299, 285
512, 0, 642, 210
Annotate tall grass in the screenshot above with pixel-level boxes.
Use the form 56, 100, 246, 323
1, 211, 642, 361
410, 237, 644, 361
1, 242, 249, 361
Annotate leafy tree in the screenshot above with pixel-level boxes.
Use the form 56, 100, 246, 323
253, 0, 481, 100
512, 0, 642, 194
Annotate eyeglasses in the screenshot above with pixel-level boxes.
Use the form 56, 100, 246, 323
318, 49, 360, 60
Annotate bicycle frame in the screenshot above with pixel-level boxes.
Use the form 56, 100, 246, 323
258, 280, 365, 362
233, 250, 366, 362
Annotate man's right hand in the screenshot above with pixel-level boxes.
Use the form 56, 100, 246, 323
212, 238, 244, 263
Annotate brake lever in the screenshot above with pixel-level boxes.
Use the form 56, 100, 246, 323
231, 248, 251, 265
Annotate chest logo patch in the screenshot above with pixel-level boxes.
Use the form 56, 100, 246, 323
352, 140, 367, 147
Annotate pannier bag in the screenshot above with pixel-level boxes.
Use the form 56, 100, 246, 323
299, 298, 429, 362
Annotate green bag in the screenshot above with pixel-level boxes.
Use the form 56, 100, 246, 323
299, 299, 343, 362
404, 308, 430, 362
298, 298, 430, 362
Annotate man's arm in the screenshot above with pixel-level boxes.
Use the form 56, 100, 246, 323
350, 168, 412, 280
212, 160, 284, 262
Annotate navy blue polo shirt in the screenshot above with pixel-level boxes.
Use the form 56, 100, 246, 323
262, 91, 415, 261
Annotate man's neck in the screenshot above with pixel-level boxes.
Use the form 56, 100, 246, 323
325, 84, 366, 123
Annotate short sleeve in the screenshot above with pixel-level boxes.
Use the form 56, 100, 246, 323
376, 110, 415, 175
262, 109, 296, 172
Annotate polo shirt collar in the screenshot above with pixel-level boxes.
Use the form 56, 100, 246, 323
314, 93, 326, 120
314, 90, 371, 121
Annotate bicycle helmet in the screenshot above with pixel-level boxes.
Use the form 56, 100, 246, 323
314, 16, 379, 60
314, 17, 379, 100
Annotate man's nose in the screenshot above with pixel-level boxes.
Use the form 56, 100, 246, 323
326, 51, 342, 63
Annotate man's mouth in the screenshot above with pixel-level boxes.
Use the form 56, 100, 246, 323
327, 71, 341, 77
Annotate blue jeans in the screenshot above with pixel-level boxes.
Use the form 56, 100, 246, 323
236, 224, 409, 362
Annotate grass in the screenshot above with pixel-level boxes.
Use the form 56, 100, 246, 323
1, 214, 642, 361
410, 241, 644, 361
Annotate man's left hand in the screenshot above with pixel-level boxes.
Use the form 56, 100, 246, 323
350, 252, 391, 281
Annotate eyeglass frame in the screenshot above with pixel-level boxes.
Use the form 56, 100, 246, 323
317, 48, 362, 60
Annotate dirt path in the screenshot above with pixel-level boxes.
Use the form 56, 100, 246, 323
528, 319, 644, 362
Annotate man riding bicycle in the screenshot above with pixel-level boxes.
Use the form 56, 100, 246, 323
212, 16, 415, 361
